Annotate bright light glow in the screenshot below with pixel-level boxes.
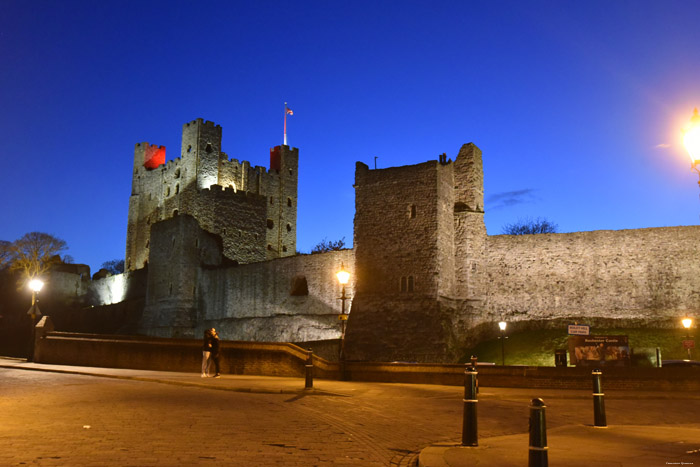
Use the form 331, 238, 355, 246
28, 278, 44, 292
683, 108, 700, 164
498, 321, 507, 331
336, 264, 350, 285
682, 317, 693, 329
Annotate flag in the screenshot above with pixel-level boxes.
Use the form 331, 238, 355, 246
286, 107, 293, 116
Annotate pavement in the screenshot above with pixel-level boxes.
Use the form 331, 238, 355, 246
1, 357, 699, 466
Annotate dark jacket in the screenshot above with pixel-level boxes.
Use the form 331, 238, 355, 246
210, 335, 220, 357
202, 333, 213, 352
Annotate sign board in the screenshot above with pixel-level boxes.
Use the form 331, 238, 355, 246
567, 324, 590, 336
26, 304, 41, 318
338, 314, 348, 321
568, 335, 630, 367
683, 340, 695, 350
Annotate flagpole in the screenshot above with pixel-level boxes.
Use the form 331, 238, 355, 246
284, 102, 288, 146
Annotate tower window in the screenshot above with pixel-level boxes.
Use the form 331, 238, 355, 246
267, 219, 274, 229
409, 204, 416, 219
400, 276, 415, 292
286, 223, 292, 232
267, 244, 272, 251
287, 198, 292, 207
270, 197, 274, 205
205, 143, 213, 153
187, 145, 192, 153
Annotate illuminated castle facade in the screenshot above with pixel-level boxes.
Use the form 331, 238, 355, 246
126, 118, 298, 271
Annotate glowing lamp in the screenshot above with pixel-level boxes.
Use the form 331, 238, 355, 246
498, 321, 507, 331
684, 108, 700, 164
336, 264, 350, 285
28, 279, 44, 293
682, 317, 693, 330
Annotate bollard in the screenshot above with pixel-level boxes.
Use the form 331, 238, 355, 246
470, 355, 479, 394
528, 398, 548, 467
592, 369, 607, 427
304, 349, 314, 389
461, 365, 478, 446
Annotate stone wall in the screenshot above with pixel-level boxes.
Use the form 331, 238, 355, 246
483, 226, 700, 327
198, 249, 355, 343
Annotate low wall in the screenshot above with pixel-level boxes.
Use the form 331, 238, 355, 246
33, 317, 338, 379
344, 362, 700, 391
32, 319, 699, 391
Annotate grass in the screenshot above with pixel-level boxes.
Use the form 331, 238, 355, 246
460, 328, 695, 366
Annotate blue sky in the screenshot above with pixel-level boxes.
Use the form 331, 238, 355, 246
2, 1, 700, 274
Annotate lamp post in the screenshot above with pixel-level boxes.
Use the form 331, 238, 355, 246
27, 278, 44, 362
682, 317, 694, 360
498, 321, 507, 366
336, 263, 351, 364
683, 108, 700, 187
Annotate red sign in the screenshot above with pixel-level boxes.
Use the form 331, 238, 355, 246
683, 340, 695, 350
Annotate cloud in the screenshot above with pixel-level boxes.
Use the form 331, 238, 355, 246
655, 143, 671, 149
486, 189, 538, 210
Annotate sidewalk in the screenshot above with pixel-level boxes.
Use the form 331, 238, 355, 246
419, 425, 700, 466
3, 357, 700, 466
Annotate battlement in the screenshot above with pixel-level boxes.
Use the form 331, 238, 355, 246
200, 183, 266, 201
183, 118, 222, 130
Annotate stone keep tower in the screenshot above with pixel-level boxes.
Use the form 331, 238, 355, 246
345, 144, 486, 362
125, 118, 298, 271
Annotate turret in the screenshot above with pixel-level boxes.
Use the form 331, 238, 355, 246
180, 119, 223, 190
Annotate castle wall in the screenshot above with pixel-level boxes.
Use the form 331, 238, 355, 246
197, 249, 354, 343
353, 160, 442, 296
484, 226, 700, 326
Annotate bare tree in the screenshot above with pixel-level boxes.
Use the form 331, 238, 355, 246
101, 259, 125, 275
311, 237, 346, 253
0, 240, 11, 270
8, 232, 67, 280
502, 217, 558, 235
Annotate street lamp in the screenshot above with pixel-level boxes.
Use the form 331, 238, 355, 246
498, 321, 507, 366
336, 263, 351, 364
682, 317, 694, 360
27, 278, 44, 362
683, 108, 700, 186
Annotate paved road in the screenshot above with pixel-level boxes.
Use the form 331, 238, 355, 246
1, 363, 699, 466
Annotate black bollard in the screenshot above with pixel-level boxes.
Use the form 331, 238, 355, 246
462, 365, 478, 446
305, 349, 314, 390
528, 398, 548, 467
592, 369, 607, 427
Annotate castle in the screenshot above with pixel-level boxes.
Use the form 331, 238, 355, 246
46, 118, 700, 363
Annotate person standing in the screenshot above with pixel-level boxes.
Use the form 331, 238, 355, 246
210, 328, 221, 378
201, 329, 212, 377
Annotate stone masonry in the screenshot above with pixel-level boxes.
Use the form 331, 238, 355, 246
54, 119, 700, 363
